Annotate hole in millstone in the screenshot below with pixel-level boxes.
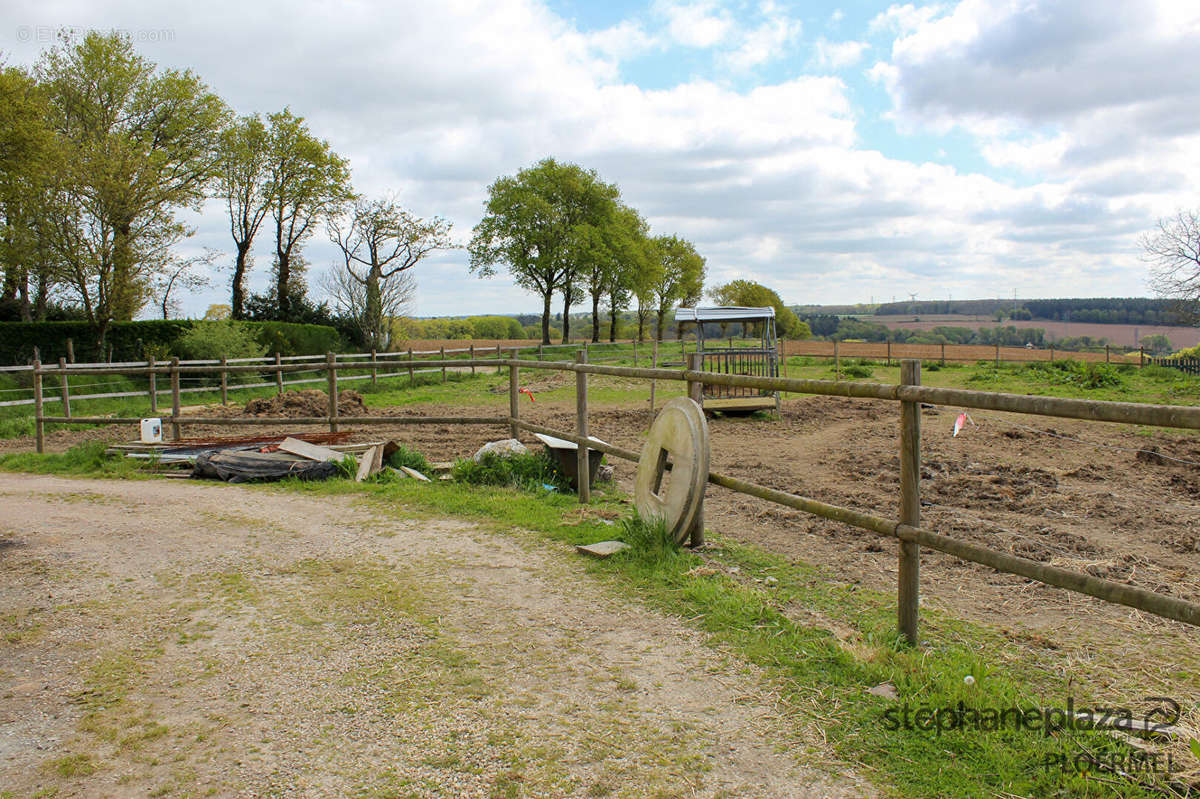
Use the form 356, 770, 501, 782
652, 447, 674, 501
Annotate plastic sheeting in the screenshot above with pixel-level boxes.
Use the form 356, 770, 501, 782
192, 451, 340, 483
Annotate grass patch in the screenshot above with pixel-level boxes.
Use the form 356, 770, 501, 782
0, 441, 147, 477
451, 451, 569, 491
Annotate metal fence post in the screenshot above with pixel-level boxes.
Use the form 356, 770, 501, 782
33, 359, 44, 454
170, 357, 181, 440
898, 359, 922, 645
220, 356, 228, 406
576, 349, 590, 504
508, 348, 520, 439
326, 352, 339, 433
148, 355, 158, 413
59, 357, 71, 419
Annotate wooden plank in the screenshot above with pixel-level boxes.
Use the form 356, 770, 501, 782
576, 349, 589, 504
278, 437, 343, 462
355, 444, 383, 482
399, 465, 431, 482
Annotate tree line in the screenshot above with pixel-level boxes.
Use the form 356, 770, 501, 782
0, 31, 454, 354
873, 297, 1188, 325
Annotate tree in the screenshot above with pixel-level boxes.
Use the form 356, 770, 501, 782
579, 203, 649, 343
327, 194, 453, 350
320, 263, 414, 350
649, 235, 705, 341
0, 64, 61, 322
264, 109, 351, 321
154, 251, 214, 319
216, 114, 271, 319
1143, 209, 1200, 323
469, 158, 620, 345
36, 32, 227, 352
708, 279, 807, 338
204, 304, 232, 320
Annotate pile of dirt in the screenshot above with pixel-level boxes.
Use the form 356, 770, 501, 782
242, 389, 368, 418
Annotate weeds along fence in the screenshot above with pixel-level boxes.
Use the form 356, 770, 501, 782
29, 349, 1200, 644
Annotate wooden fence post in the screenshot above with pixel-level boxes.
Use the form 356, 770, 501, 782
470, 344, 476, 376
408, 347, 415, 384
439, 346, 446, 383
1140, 346, 1145, 368
508, 349, 520, 439
33, 346, 40, 363
148, 355, 158, 413
170, 357, 181, 441
834, 340, 840, 381
650, 337, 659, 412
1106, 345, 1110, 364
886, 339, 892, 366
66, 338, 75, 364
995, 342, 1000, 367
220, 356, 228, 406
33, 359, 43, 454
538, 343, 544, 361
576, 349, 590, 504
1049, 344, 1054, 362
371, 349, 378, 387
275, 353, 283, 395
686, 352, 705, 547
58, 357, 70, 419
940, 342, 946, 366
326, 352, 339, 433
898, 359, 922, 645
497, 343, 503, 374
632, 339, 637, 367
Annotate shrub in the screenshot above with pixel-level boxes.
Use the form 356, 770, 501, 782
836, 363, 873, 379
247, 321, 345, 356
386, 444, 431, 474
451, 451, 565, 490
174, 321, 267, 361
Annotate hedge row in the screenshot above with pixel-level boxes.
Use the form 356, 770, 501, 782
0, 320, 346, 364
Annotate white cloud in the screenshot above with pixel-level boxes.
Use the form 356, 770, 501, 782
813, 37, 869, 69
720, 2, 802, 71
656, 0, 734, 48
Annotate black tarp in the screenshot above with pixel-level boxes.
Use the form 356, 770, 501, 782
192, 451, 340, 483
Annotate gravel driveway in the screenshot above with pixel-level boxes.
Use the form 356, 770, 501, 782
0, 474, 871, 798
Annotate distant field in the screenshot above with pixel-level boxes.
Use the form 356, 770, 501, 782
865, 314, 1200, 348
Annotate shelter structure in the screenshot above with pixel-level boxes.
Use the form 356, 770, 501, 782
674, 306, 780, 414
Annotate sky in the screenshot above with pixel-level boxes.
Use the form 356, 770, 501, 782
3, 0, 1200, 318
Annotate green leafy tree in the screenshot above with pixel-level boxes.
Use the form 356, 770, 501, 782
35, 32, 228, 351
0, 64, 60, 322
469, 158, 620, 345
327, 194, 454, 350
708, 279, 807, 338
265, 109, 352, 320
579, 203, 650, 343
216, 114, 271, 319
649, 235, 705, 341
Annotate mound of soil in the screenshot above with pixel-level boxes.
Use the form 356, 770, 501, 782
242, 389, 368, 418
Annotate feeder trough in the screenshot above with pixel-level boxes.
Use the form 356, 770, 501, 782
533, 432, 606, 490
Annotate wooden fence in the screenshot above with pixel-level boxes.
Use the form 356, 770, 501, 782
1147, 356, 1200, 375
782, 338, 1147, 367
28, 349, 1200, 645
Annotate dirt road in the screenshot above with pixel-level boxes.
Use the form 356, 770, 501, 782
0, 474, 871, 798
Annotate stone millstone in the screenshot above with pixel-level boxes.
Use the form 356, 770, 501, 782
634, 397, 710, 545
